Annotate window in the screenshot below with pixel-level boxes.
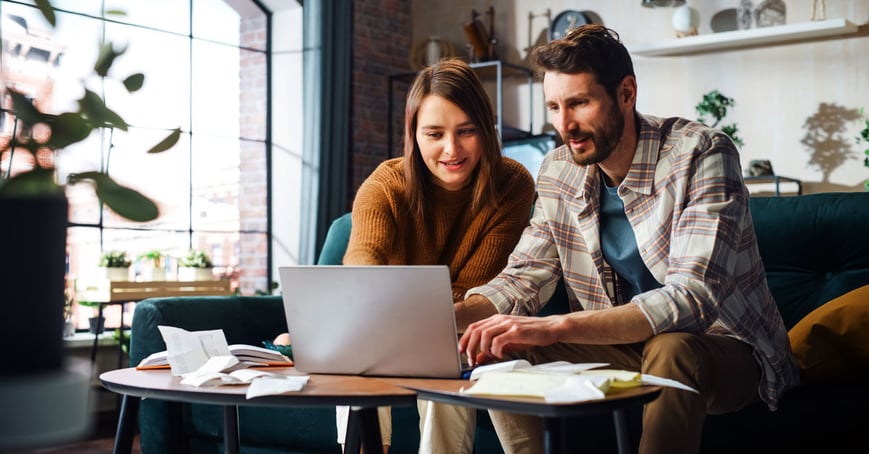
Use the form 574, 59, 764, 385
1, 0, 276, 330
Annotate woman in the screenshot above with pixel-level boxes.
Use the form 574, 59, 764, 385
282, 58, 535, 453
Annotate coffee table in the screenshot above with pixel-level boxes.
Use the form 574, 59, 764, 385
100, 367, 417, 454
384, 377, 661, 454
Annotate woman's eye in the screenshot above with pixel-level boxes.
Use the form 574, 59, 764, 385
458, 128, 476, 136
425, 132, 443, 139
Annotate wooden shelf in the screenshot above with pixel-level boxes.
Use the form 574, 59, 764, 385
631, 18, 858, 56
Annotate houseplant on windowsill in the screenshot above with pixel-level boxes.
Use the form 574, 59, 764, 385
76, 300, 104, 335
178, 249, 214, 281
137, 249, 166, 281
0, 2, 180, 377
99, 250, 132, 281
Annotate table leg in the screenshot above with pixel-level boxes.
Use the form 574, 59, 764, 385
223, 405, 240, 454
613, 408, 630, 454
112, 395, 140, 454
542, 416, 564, 454
117, 302, 126, 369
345, 406, 383, 454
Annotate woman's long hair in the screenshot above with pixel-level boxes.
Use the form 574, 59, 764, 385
402, 58, 504, 222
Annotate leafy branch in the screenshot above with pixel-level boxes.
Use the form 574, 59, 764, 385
696, 89, 744, 148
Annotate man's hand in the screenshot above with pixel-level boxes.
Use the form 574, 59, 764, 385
459, 314, 561, 367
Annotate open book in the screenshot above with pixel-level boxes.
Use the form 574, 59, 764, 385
461, 359, 697, 403
137, 344, 293, 370
136, 326, 292, 374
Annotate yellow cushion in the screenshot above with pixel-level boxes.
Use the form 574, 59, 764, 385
788, 285, 869, 383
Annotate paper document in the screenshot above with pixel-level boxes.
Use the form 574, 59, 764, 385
469, 359, 610, 381
461, 362, 698, 403
245, 376, 310, 399
157, 325, 233, 376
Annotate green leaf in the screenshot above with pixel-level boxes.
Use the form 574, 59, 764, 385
34, 0, 56, 27
69, 172, 158, 222
123, 73, 145, 92
105, 9, 127, 17
94, 42, 126, 77
147, 128, 181, 154
8, 89, 42, 125
48, 113, 92, 149
78, 90, 128, 131
0, 167, 63, 196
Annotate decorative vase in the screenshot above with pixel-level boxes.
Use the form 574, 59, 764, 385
142, 267, 166, 281
178, 267, 214, 281
737, 0, 753, 30
0, 195, 67, 376
100, 266, 129, 281
672, 5, 700, 37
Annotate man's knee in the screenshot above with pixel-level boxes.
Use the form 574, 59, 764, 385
641, 332, 708, 382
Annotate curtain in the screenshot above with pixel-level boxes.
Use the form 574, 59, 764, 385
300, 0, 352, 264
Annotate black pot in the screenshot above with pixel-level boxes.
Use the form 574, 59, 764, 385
0, 195, 67, 375
88, 316, 106, 335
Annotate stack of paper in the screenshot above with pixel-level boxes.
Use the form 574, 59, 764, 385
460, 360, 697, 403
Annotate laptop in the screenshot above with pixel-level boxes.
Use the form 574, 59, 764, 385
277, 265, 464, 378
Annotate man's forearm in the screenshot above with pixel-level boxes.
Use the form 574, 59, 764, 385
454, 294, 499, 332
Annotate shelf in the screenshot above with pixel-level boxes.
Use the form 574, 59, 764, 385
631, 18, 858, 57
388, 60, 535, 157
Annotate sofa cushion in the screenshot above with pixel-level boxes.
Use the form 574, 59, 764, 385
749, 193, 869, 329
788, 284, 869, 383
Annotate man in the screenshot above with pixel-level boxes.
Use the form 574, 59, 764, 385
454, 25, 799, 454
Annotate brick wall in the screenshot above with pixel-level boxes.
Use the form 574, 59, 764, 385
349, 0, 412, 208
239, 15, 268, 294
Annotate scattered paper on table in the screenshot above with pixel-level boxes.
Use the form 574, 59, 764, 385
157, 325, 231, 376
245, 376, 310, 399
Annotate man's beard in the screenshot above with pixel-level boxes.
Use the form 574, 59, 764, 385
564, 105, 625, 166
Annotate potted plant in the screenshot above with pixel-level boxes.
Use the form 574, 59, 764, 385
0, 2, 179, 375
137, 249, 166, 281
178, 249, 214, 281
76, 300, 104, 335
99, 250, 132, 281
857, 108, 869, 191
696, 89, 744, 148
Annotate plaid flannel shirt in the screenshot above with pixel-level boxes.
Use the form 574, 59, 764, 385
468, 113, 799, 409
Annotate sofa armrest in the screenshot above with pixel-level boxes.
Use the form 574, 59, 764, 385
129, 295, 285, 368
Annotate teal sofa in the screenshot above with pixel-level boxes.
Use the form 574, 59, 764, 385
128, 192, 869, 453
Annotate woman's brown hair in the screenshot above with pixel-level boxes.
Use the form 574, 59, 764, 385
402, 58, 504, 222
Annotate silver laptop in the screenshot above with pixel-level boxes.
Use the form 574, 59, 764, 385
278, 265, 463, 378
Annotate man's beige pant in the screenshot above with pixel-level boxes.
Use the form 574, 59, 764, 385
489, 333, 761, 454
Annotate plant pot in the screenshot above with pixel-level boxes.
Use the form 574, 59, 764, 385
63, 320, 76, 338
142, 267, 166, 281
100, 266, 129, 281
178, 267, 214, 281
88, 316, 106, 335
0, 195, 67, 375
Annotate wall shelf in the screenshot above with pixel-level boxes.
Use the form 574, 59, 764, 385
631, 18, 858, 57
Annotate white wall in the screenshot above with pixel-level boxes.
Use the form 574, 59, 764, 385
411, 0, 869, 193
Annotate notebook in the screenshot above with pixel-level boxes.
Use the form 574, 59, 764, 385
277, 265, 464, 378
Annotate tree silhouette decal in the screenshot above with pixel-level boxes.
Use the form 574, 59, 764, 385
801, 103, 861, 183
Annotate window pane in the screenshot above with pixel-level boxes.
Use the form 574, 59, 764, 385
191, 134, 240, 232
103, 127, 191, 230
105, 24, 191, 131
191, 39, 240, 138
105, 0, 188, 35
193, 0, 266, 50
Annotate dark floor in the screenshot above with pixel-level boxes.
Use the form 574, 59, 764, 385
9, 411, 141, 454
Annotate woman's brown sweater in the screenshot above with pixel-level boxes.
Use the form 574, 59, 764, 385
344, 157, 535, 301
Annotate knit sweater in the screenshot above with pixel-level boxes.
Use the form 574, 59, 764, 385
345, 157, 535, 301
